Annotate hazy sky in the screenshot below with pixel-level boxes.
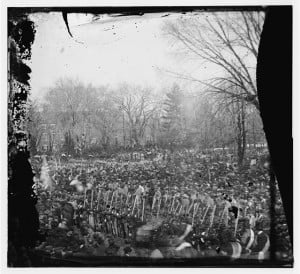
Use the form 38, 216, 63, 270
27, 12, 220, 100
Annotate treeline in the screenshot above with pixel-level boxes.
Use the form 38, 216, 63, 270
27, 78, 265, 165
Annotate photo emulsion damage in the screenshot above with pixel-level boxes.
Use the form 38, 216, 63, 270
7, 6, 293, 267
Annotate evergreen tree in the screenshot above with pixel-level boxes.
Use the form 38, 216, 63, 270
161, 84, 185, 147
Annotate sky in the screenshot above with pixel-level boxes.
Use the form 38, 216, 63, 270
27, 12, 220, 101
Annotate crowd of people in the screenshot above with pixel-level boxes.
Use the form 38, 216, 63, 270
29, 148, 291, 261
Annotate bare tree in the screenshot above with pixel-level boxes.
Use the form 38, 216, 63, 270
219, 97, 247, 167
163, 11, 264, 110
92, 91, 122, 148
191, 95, 234, 150
114, 84, 158, 146
43, 78, 100, 151
246, 105, 265, 147
27, 100, 43, 154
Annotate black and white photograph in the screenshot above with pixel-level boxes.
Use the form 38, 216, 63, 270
3, 1, 293, 268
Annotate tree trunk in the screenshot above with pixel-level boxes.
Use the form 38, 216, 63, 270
236, 101, 246, 169
252, 119, 257, 148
